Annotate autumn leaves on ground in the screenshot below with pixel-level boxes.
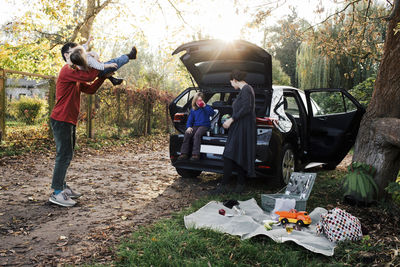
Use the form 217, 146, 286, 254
0, 134, 217, 266
0, 135, 399, 266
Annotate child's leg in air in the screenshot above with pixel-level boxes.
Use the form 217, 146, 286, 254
99, 46, 137, 85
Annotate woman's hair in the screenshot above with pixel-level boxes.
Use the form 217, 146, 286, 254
69, 47, 88, 70
191, 92, 204, 110
230, 69, 247, 81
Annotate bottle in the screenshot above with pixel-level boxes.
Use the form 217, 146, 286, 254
214, 122, 218, 134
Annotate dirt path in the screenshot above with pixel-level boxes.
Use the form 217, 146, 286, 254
0, 136, 217, 266
0, 135, 355, 266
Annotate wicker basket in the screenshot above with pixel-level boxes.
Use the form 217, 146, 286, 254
261, 172, 316, 212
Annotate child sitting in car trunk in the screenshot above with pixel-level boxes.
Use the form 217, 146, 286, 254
178, 92, 215, 161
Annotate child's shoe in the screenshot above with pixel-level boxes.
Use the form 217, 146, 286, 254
108, 76, 123, 85
127, 46, 137, 59
178, 154, 189, 160
190, 154, 200, 161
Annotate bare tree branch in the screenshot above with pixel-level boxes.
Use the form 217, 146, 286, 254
249, 0, 286, 10
70, 0, 113, 42
165, 0, 193, 29
303, 0, 362, 32
387, 0, 400, 20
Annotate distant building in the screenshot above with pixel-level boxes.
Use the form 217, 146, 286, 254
6, 78, 49, 100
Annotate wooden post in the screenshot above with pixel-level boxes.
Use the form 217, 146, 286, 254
0, 69, 6, 141
116, 88, 121, 137
86, 95, 94, 138
48, 78, 56, 138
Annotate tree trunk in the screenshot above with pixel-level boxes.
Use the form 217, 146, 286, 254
352, 4, 400, 198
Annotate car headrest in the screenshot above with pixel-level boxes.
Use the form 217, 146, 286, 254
211, 101, 228, 107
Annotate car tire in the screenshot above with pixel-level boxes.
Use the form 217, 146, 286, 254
323, 163, 337, 170
296, 220, 304, 227
277, 143, 296, 185
281, 218, 289, 225
176, 168, 202, 178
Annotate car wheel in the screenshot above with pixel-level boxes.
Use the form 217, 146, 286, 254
323, 163, 337, 170
176, 168, 202, 178
296, 220, 304, 227
281, 218, 289, 225
278, 144, 296, 185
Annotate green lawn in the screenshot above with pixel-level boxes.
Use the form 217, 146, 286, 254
110, 170, 394, 267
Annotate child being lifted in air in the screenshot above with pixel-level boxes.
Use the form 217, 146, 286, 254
69, 36, 137, 85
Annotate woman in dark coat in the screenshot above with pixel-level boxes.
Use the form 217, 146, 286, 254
214, 69, 256, 194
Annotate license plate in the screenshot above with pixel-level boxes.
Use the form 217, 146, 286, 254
200, 145, 225, 155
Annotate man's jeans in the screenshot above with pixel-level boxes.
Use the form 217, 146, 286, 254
51, 118, 76, 190
99, 54, 129, 77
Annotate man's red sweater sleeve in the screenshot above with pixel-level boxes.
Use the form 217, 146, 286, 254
79, 77, 106, 94
63, 66, 100, 83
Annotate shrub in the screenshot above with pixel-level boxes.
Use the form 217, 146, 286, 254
385, 173, 400, 206
10, 97, 46, 125
349, 76, 375, 108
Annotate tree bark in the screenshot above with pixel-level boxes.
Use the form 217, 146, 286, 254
75, 0, 111, 138
70, 0, 112, 43
352, 2, 400, 198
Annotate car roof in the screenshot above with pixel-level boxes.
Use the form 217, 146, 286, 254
272, 85, 304, 93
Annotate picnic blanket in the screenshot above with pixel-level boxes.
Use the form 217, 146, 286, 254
184, 198, 336, 256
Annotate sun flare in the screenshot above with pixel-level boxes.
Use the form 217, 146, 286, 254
203, 5, 245, 41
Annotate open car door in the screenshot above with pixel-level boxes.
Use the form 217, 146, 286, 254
169, 87, 199, 133
305, 88, 365, 166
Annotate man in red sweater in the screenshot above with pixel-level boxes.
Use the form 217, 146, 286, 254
49, 42, 137, 207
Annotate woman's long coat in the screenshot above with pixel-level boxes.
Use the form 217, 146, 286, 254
223, 84, 256, 177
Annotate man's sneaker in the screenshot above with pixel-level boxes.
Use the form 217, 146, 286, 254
49, 190, 76, 207
64, 185, 82, 199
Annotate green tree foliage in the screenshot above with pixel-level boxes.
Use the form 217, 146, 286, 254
296, 1, 387, 90
272, 58, 291, 85
0, 0, 113, 75
263, 9, 307, 87
349, 76, 375, 108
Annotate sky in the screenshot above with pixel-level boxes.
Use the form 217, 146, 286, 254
0, 0, 342, 50
107, 0, 341, 48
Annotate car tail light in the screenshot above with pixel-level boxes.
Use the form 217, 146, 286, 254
173, 113, 185, 122
257, 165, 271, 169
256, 117, 275, 128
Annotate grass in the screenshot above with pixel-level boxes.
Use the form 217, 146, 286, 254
112, 170, 386, 267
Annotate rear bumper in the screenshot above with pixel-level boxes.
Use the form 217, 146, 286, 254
169, 132, 276, 175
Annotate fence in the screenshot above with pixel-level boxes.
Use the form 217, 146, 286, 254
0, 68, 175, 143
0, 68, 56, 142
89, 85, 174, 138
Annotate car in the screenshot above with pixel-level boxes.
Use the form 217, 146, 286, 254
168, 39, 365, 184
275, 209, 312, 226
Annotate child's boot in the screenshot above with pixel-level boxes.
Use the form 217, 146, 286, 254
127, 46, 137, 60
178, 154, 189, 160
108, 76, 123, 86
